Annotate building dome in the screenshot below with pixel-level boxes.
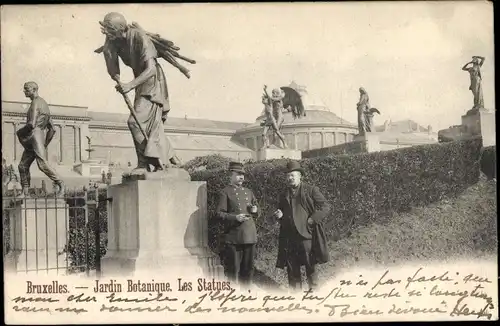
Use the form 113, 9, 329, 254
288, 80, 330, 112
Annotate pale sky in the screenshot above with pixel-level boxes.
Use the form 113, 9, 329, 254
1, 2, 495, 131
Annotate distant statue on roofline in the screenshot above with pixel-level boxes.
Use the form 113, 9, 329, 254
462, 55, 486, 113
356, 87, 380, 135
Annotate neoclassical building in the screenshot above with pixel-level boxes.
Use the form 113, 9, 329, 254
1, 101, 253, 168
1, 82, 359, 168
1, 82, 436, 184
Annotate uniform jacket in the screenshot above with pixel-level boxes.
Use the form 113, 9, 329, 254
216, 185, 259, 245
276, 182, 330, 269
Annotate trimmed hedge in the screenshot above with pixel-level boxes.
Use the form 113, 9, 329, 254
182, 154, 233, 174
190, 139, 483, 259
182, 153, 257, 175
480, 146, 496, 180
303, 140, 365, 158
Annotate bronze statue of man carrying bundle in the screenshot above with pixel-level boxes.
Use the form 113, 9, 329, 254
96, 12, 195, 173
16, 81, 64, 197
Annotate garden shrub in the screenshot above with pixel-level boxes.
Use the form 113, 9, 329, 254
62, 187, 108, 273
182, 154, 233, 174
480, 146, 496, 180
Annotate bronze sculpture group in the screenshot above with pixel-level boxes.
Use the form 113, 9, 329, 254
260, 85, 307, 149
261, 86, 287, 149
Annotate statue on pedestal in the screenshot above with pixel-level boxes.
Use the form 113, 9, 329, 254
16, 81, 64, 197
356, 87, 380, 135
261, 86, 288, 149
462, 55, 485, 112
95, 12, 193, 175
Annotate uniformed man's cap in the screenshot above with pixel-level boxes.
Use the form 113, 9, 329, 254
229, 162, 245, 174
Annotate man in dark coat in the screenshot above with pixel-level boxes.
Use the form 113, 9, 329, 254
272, 161, 330, 291
17, 81, 64, 196
216, 162, 260, 286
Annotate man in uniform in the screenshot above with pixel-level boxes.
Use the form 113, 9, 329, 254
216, 162, 260, 287
17, 81, 64, 196
272, 161, 330, 291
98, 12, 181, 173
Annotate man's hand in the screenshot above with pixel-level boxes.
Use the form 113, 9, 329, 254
273, 209, 283, 219
307, 218, 314, 225
235, 214, 249, 223
115, 82, 133, 94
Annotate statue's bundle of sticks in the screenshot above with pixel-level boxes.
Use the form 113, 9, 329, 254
95, 22, 196, 79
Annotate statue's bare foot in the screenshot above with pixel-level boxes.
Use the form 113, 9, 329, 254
152, 164, 164, 172
16, 187, 30, 198
169, 156, 182, 167
54, 182, 65, 197
130, 167, 148, 176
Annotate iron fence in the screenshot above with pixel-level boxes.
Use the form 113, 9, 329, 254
2, 181, 107, 276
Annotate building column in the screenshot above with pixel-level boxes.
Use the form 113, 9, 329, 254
73, 125, 80, 163
293, 133, 298, 150
307, 132, 312, 150
56, 125, 62, 164
59, 124, 65, 163
321, 132, 325, 148
333, 132, 338, 145
13, 122, 19, 162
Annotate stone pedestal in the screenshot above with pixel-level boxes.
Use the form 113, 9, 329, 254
461, 109, 495, 147
256, 147, 302, 161
354, 133, 381, 152
5, 198, 68, 274
101, 169, 224, 278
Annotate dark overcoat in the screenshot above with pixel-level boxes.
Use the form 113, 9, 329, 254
276, 183, 331, 269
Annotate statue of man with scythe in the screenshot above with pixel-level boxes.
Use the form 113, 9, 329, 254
96, 12, 195, 173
